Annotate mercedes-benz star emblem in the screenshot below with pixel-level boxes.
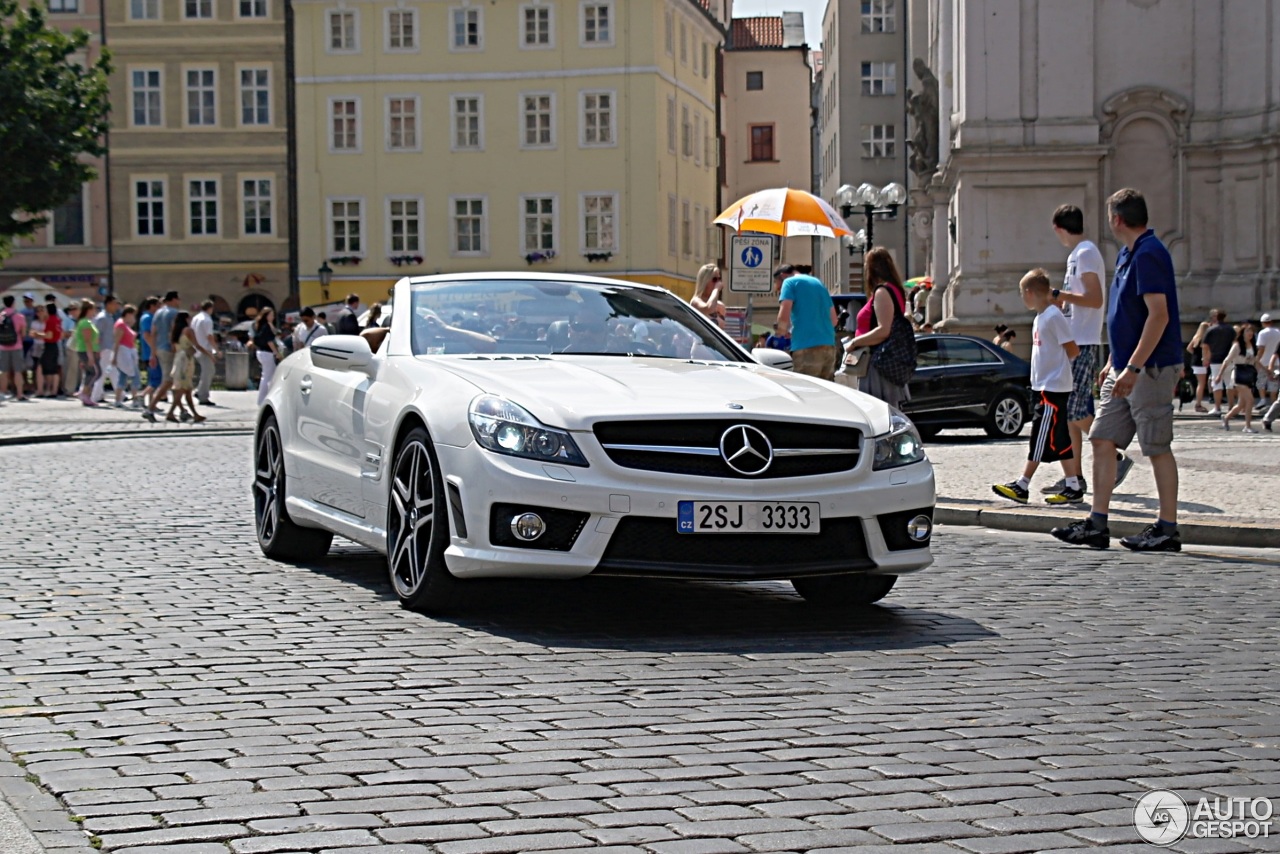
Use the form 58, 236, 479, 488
719, 425, 773, 476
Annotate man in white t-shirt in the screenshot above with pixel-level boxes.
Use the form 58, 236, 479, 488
1044, 204, 1132, 495
1255, 313, 1279, 412
191, 300, 219, 406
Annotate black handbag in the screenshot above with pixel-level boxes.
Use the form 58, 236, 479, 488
870, 286, 917, 386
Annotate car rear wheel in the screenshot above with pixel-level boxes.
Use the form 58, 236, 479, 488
387, 426, 460, 613
253, 415, 333, 562
985, 389, 1027, 438
791, 573, 897, 606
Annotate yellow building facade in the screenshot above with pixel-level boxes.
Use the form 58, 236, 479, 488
294, 0, 724, 306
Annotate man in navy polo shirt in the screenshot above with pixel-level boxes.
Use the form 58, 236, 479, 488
1052, 188, 1183, 552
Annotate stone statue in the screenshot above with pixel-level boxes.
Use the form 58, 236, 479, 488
906, 58, 939, 181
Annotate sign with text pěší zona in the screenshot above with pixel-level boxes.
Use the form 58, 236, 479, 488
728, 234, 775, 293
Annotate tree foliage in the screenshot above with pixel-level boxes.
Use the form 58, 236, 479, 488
0, 0, 111, 253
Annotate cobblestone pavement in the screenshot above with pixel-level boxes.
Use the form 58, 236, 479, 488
1, 435, 1278, 854
0, 391, 259, 442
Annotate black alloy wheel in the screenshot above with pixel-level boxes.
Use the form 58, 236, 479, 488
387, 426, 460, 613
253, 415, 333, 561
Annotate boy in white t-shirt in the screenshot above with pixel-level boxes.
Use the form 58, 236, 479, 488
1255, 313, 1279, 411
993, 269, 1084, 505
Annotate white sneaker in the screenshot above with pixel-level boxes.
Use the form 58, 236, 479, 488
1243, 427, 1259, 434
1208, 407, 1222, 416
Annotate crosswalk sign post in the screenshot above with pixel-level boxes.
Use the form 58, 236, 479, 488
728, 235, 775, 294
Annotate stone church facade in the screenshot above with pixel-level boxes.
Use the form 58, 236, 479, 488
908, 0, 1280, 344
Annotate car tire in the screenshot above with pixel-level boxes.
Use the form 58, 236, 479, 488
387, 426, 461, 614
253, 414, 334, 562
985, 389, 1027, 438
790, 573, 897, 607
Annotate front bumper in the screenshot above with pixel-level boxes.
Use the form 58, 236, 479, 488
427, 438, 936, 581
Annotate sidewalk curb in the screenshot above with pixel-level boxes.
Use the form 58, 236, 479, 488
936, 503, 1280, 549
0, 426, 254, 447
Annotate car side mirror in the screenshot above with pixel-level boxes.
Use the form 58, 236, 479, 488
310, 335, 373, 374
752, 347, 794, 371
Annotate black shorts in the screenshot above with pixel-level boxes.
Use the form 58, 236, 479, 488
38, 345, 59, 374
1028, 390, 1073, 464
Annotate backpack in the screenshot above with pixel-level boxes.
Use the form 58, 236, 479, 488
0, 311, 16, 347
870, 285, 917, 386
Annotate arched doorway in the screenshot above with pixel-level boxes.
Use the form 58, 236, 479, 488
237, 292, 275, 319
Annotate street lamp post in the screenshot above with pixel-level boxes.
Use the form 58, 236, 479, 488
317, 261, 333, 303
836, 182, 907, 250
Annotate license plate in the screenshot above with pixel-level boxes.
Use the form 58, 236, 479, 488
677, 501, 820, 534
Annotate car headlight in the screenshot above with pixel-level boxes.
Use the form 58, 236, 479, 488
468, 395, 588, 467
873, 412, 926, 470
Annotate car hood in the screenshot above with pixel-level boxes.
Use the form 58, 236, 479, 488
424, 355, 894, 435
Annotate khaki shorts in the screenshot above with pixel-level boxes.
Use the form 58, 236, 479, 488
156, 349, 175, 381
792, 344, 837, 382
1089, 364, 1179, 457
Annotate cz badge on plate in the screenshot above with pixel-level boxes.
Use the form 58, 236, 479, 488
677, 501, 820, 534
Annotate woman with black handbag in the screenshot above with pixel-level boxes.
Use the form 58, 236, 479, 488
1215, 323, 1262, 433
843, 247, 916, 408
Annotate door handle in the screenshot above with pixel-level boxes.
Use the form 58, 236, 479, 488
299, 377, 313, 394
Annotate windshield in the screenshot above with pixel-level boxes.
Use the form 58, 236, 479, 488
408, 279, 745, 361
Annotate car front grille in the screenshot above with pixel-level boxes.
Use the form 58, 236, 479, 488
594, 516, 874, 579
592, 419, 862, 479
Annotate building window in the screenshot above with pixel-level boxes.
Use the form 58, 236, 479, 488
693, 203, 703, 258
664, 9, 673, 55
746, 71, 763, 91
388, 198, 421, 253
48, 0, 78, 10
451, 7, 482, 49
679, 20, 686, 63
188, 179, 219, 236
134, 179, 165, 237
861, 0, 895, 33
330, 199, 363, 254
52, 189, 85, 246
666, 96, 676, 153
452, 197, 485, 254
387, 96, 418, 150
130, 0, 159, 20
581, 90, 614, 146
239, 68, 270, 126
522, 5, 552, 47
184, 0, 212, 19
680, 199, 691, 256
130, 69, 162, 126
582, 194, 616, 252
242, 178, 272, 236
452, 96, 482, 150
185, 68, 216, 126
704, 209, 715, 261
238, 0, 267, 18
693, 114, 701, 165
522, 93, 554, 148
862, 124, 895, 158
702, 42, 709, 78
861, 61, 896, 95
582, 2, 612, 45
667, 194, 677, 256
749, 124, 774, 161
330, 98, 359, 151
680, 104, 691, 157
522, 196, 556, 252
386, 8, 417, 50
327, 9, 357, 52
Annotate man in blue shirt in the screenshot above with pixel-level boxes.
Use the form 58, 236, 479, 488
1053, 188, 1183, 553
774, 265, 836, 380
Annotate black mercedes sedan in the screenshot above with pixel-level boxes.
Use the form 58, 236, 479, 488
901, 334, 1033, 439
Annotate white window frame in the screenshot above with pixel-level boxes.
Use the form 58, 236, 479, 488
861, 0, 896, 33
128, 66, 164, 128
580, 192, 618, 254
385, 94, 421, 152
128, 0, 161, 21
384, 7, 419, 52
520, 3, 554, 50
450, 94, 484, 151
182, 65, 218, 128
579, 89, 616, 148
327, 196, 366, 257
326, 8, 359, 54
520, 194, 558, 255
580, 0, 614, 47
680, 103, 691, 158
183, 0, 214, 20
386, 195, 424, 255
449, 195, 488, 257
185, 175, 221, 238
132, 176, 168, 240
861, 61, 896, 96
449, 6, 483, 51
237, 64, 271, 128
861, 124, 895, 158
239, 174, 274, 238
328, 96, 361, 153
236, 0, 268, 20
519, 91, 556, 150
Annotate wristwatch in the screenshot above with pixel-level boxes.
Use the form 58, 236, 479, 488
1051, 288, 1061, 299
1125, 363, 1142, 375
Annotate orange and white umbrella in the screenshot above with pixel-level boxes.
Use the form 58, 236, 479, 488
714, 187, 853, 239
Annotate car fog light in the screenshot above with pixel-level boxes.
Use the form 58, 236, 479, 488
907, 514, 932, 542
511, 512, 546, 541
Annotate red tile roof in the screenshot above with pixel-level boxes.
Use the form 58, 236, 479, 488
731, 16, 785, 50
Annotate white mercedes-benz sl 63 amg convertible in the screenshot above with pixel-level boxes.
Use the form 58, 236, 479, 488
253, 273, 934, 612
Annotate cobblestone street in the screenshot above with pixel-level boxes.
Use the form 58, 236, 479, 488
1, 435, 1277, 853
